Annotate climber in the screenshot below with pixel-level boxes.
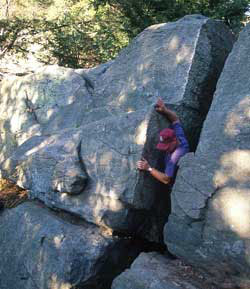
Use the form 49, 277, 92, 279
136, 99, 189, 185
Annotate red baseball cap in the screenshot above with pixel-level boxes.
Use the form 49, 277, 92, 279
156, 128, 176, 151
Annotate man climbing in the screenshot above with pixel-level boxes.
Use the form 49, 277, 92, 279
137, 99, 189, 185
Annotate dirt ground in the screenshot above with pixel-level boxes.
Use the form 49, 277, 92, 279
0, 178, 28, 209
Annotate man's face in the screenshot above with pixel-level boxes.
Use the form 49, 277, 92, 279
165, 139, 178, 153
156, 128, 177, 152
157, 136, 178, 153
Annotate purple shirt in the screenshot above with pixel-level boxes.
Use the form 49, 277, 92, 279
164, 122, 189, 178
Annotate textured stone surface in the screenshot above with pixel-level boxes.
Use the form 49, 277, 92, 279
111, 252, 212, 289
0, 65, 90, 161
165, 23, 250, 288
1, 130, 88, 195
0, 202, 141, 289
0, 15, 234, 241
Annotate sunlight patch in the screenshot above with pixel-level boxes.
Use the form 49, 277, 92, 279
214, 150, 250, 186
214, 188, 250, 238
169, 36, 179, 51
225, 97, 250, 136
135, 120, 148, 145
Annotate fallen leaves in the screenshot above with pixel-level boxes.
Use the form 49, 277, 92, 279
0, 178, 28, 209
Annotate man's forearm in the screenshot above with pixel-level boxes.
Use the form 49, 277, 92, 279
155, 99, 179, 123
149, 168, 172, 185
162, 107, 179, 123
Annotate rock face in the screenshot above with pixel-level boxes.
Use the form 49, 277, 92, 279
0, 15, 234, 244
165, 23, 250, 288
0, 15, 235, 242
111, 252, 212, 289
0, 202, 141, 289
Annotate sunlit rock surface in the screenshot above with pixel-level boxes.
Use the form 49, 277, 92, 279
111, 252, 210, 289
0, 15, 234, 242
165, 22, 250, 288
0, 202, 141, 289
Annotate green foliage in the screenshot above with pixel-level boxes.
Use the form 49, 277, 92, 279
0, 1, 130, 67
42, 4, 129, 67
0, 0, 249, 68
96, 0, 250, 35
0, 18, 34, 58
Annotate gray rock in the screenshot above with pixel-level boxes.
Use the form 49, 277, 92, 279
94, 15, 234, 146
165, 22, 250, 287
111, 252, 212, 289
1, 130, 88, 195
0, 65, 90, 162
0, 15, 234, 241
0, 202, 141, 289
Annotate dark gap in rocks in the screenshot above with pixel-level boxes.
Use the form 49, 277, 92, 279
80, 72, 94, 95
112, 230, 166, 253
75, 236, 173, 289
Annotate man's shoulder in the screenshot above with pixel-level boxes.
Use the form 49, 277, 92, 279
172, 121, 189, 150
171, 121, 184, 136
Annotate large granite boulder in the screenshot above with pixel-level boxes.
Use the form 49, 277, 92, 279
0, 15, 234, 242
111, 252, 214, 289
165, 23, 250, 288
0, 202, 141, 289
0, 66, 92, 159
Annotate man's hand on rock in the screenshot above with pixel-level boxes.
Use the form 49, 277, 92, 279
137, 158, 150, 171
155, 98, 167, 114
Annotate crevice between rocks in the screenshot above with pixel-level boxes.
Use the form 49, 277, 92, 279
79, 72, 95, 95
77, 139, 89, 185
24, 90, 40, 124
